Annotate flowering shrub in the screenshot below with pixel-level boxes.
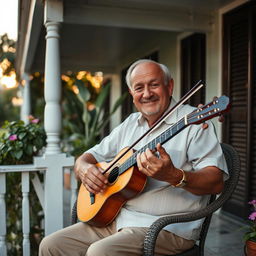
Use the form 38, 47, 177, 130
0, 117, 46, 255
244, 200, 256, 242
0, 117, 46, 165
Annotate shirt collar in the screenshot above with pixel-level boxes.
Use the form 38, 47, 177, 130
137, 97, 180, 126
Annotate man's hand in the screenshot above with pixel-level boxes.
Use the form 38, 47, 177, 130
80, 165, 108, 194
74, 153, 108, 194
136, 143, 183, 185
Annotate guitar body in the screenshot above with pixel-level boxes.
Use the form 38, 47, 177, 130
77, 147, 147, 227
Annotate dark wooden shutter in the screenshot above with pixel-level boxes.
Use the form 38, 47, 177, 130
181, 33, 206, 106
250, 6, 256, 201
222, 2, 256, 218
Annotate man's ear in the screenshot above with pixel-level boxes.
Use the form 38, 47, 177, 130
168, 79, 174, 96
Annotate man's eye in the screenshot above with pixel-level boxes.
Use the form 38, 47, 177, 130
134, 87, 143, 92
151, 84, 159, 88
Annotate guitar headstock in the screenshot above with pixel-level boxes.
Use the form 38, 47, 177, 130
187, 95, 230, 125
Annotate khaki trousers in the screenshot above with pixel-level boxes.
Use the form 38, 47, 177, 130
39, 221, 194, 256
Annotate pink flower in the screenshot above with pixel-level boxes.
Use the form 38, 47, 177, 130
249, 212, 256, 221
9, 134, 17, 141
31, 118, 39, 124
249, 200, 256, 205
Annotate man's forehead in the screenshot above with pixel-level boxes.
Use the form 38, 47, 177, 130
131, 63, 163, 84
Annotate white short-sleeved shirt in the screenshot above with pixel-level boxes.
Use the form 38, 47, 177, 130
86, 99, 228, 241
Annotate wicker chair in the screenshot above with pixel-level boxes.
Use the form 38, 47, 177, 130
143, 143, 240, 256
71, 143, 240, 256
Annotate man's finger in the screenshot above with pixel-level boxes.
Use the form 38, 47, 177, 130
156, 143, 169, 159
202, 123, 209, 129
218, 115, 225, 123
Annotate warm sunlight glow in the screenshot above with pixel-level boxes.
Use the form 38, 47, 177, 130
0, 58, 12, 71
77, 71, 87, 80
62, 74, 70, 82
12, 96, 23, 106
0, 70, 18, 89
72, 85, 79, 94
92, 71, 103, 89
84, 71, 103, 90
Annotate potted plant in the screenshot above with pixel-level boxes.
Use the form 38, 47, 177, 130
244, 200, 256, 256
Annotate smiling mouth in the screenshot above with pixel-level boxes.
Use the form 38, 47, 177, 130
141, 98, 159, 104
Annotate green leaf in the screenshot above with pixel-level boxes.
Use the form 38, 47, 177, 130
244, 231, 256, 241
94, 83, 111, 108
25, 145, 33, 155
75, 80, 91, 104
14, 150, 23, 160
110, 92, 128, 114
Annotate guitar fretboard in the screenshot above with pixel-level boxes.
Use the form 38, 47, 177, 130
119, 117, 187, 175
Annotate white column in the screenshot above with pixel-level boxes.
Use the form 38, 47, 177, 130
44, 21, 62, 155
0, 173, 7, 256
21, 73, 31, 124
36, 1, 75, 235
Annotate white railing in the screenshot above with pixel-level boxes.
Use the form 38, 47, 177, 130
0, 164, 77, 256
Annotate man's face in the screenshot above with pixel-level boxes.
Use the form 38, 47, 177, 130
129, 62, 174, 125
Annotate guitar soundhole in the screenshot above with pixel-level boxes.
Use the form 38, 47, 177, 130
108, 167, 120, 184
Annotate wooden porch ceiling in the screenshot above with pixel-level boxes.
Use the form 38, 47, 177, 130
16, 0, 235, 76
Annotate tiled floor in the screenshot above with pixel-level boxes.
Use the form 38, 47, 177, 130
205, 212, 245, 256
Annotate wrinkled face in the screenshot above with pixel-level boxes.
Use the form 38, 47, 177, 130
129, 62, 174, 126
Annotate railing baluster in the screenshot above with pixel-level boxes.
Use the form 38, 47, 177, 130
22, 172, 30, 256
0, 173, 7, 256
70, 168, 77, 213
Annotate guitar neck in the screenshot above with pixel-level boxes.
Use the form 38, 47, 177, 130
117, 95, 230, 175
119, 117, 187, 175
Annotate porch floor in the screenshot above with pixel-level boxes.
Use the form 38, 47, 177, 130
205, 212, 245, 255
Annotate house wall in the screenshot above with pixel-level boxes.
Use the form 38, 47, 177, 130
110, 29, 225, 137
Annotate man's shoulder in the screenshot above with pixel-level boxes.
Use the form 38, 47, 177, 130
122, 112, 141, 124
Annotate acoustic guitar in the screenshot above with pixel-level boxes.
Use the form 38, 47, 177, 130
77, 95, 230, 227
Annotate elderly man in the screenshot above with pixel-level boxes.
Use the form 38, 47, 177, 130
39, 59, 228, 256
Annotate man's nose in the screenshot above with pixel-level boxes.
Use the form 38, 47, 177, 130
143, 86, 152, 98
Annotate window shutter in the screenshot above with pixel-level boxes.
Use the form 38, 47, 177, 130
181, 33, 206, 106
222, 3, 256, 218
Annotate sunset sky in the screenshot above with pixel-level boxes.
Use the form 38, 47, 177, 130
0, 0, 18, 40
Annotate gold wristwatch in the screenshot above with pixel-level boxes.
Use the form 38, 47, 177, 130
172, 169, 187, 188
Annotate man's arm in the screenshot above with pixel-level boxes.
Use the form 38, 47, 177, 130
74, 153, 108, 194
136, 143, 224, 196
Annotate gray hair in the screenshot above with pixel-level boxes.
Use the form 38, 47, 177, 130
125, 59, 172, 89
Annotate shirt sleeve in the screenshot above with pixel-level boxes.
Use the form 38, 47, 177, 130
186, 121, 229, 179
